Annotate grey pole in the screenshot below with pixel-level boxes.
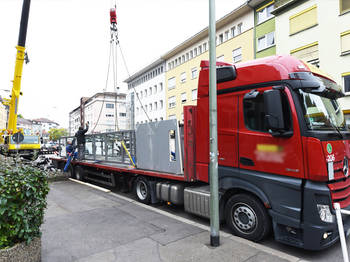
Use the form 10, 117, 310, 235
209, 0, 220, 247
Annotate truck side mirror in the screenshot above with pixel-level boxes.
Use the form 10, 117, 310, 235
217, 66, 236, 83
264, 90, 286, 132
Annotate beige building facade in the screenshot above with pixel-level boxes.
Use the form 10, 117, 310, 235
163, 3, 254, 122
273, 0, 350, 120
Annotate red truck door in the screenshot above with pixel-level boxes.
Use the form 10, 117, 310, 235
238, 86, 304, 179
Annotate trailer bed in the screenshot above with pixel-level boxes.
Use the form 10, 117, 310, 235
51, 157, 186, 181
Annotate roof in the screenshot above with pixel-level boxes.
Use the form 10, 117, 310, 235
69, 92, 127, 114
123, 2, 252, 83
32, 117, 59, 125
161, 2, 251, 60
17, 118, 33, 125
124, 58, 164, 83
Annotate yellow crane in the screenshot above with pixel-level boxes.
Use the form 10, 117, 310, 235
0, 0, 40, 158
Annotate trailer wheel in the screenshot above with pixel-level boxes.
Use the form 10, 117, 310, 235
135, 177, 151, 204
75, 166, 85, 181
225, 193, 271, 242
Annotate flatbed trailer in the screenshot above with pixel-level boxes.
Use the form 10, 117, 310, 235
52, 56, 350, 250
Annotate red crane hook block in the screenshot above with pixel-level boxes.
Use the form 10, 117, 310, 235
110, 8, 117, 24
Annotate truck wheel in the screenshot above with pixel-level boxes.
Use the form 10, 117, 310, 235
225, 193, 271, 242
68, 165, 75, 179
135, 177, 151, 204
75, 166, 85, 181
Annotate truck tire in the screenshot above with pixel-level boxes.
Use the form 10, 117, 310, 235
68, 165, 75, 179
75, 166, 85, 181
135, 177, 151, 204
225, 193, 271, 242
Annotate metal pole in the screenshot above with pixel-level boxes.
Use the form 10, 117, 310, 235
209, 0, 220, 247
334, 203, 349, 262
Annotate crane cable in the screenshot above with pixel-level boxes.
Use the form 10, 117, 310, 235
90, 41, 112, 133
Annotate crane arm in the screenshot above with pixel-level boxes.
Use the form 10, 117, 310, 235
7, 0, 31, 134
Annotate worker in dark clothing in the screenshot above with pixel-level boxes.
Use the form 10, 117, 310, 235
75, 122, 89, 160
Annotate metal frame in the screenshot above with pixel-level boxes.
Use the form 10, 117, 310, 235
58, 130, 136, 165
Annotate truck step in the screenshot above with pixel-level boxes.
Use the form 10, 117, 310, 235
84, 176, 115, 187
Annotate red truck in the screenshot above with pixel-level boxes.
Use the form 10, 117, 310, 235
52, 55, 350, 250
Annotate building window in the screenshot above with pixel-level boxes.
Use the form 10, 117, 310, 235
217, 55, 225, 62
290, 42, 319, 67
168, 77, 176, 90
190, 50, 193, 59
199, 45, 202, 54
149, 104, 152, 111
192, 89, 198, 100
186, 53, 189, 60
168, 96, 176, 108
219, 34, 223, 44
154, 102, 158, 110
178, 57, 181, 64
340, 0, 350, 14
257, 31, 275, 51
182, 55, 185, 62
203, 42, 207, 51
181, 72, 186, 83
194, 48, 198, 57
119, 113, 126, 117
160, 100, 163, 109
106, 103, 114, 109
237, 23, 242, 34
140, 91, 143, 98
232, 47, 242, 63
175, 59, 178, 66
144, 89, 147, 97
145, 105, 147, 112
149, 87, 152, 96
191, 68, 198, 79
289, 5, 317, 35
105, 114, 114, 117
159, 82, 163, 92
225, 30, 229, 41
169, 114, 176, 120
341, 30, 350, 55
231, 26, 236, 38
154, 85, 157, 94
181, 92, 187, 103
257, 2, 274, 24
343, 73, 350, 93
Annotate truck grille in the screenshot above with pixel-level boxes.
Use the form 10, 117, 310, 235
328, 175, 350, 209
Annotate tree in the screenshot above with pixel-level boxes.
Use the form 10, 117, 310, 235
48, 128, 67, 141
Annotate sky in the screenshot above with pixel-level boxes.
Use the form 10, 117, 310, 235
0, 0, 246, 128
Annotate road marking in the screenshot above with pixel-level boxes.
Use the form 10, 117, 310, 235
69, 178, 111, 193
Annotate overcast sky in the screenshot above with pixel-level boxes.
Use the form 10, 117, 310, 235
0, 0, 245, 128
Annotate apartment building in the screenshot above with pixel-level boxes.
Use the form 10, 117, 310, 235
272, 0, 350, 121
248, 0, 276, 58
163, 2, 254, 122
124, 59, 166, 127
69, 92, 127, 135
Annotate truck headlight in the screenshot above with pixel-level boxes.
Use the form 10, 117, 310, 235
317, 204, 335, 223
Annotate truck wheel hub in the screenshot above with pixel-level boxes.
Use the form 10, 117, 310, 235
233, 204, 256, 232
137, 181, 147, 200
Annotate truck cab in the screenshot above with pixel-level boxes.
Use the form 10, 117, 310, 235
194, 55, 350, 250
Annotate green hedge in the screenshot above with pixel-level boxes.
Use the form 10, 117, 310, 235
0, 159, 49, 249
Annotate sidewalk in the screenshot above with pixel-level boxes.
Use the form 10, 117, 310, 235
42, 180, 303, 262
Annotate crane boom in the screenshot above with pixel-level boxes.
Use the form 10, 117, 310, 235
7, 0, 31, 134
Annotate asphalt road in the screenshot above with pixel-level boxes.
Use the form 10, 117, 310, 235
107, 186, 349, 262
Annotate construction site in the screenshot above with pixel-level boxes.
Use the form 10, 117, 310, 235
2, 0, 350, 261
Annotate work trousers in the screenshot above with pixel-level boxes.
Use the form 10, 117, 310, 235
77, 144, 85, 160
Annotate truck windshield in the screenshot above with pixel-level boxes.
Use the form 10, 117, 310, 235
298, 90, 346, 130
